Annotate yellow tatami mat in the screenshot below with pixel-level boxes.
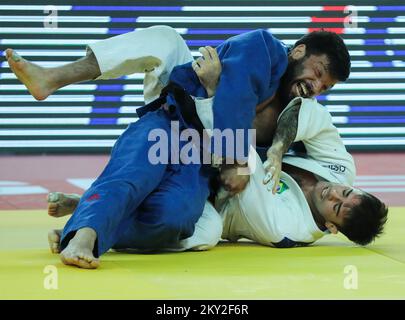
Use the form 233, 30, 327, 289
1, 208, 405, 300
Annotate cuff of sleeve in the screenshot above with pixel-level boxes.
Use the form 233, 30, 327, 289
193, 96, 214, 131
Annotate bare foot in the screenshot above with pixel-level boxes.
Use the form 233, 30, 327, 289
60, 228, 100, 269
48, 229, 62, 254
5, 48, 56, 101
47, 192, 81, 217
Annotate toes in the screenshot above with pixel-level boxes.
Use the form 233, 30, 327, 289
76, 258, 92, 269
48, 203, 58, 210
90, 259, 100, 269
78, 253, 98, 268
52, 247, 59, 254
60, 250, 97, 269
47, 193, 79, 217
51, 241, 61, 254
10, 51, 22, 63
5, 48, 13, 59
61, 252, 85, 267
75, 255, 95, 269
76, 252, 99, 269
51, 244, 60, 254
48, 203, 59, 217
78, 253, 92, 263
48, 192, 61, 203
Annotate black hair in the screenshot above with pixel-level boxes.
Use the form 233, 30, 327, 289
294, 31, 351, 82
338, 192, 388, 246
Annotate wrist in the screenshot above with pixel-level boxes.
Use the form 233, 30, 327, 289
206, 88, 215, 98
268, 141, 284, 155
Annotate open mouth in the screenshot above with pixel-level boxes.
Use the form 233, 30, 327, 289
295, 81, 311, 98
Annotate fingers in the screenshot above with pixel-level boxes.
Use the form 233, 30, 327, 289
206, 46, 220, 63
192, 60, 200, 71
199, 46, 212, 60
199, 46, 217, 60
192, 56, 206, 75
263, 169, 280, 194
192, 59, 205, 80
271, 173, 281, 195
263, 159, 281, 194
193, 46, 220, 71
263, 159, 275, 183
263, 165, 276, 184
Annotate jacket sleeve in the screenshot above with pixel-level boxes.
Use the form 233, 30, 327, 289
211, 30, 288, 161
280, 97, 356, 185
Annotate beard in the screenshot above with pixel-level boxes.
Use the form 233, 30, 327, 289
278, 56, 306, 106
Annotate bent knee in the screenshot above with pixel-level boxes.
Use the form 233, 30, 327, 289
148, 25, 183, 43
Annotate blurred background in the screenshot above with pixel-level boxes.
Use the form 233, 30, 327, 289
0, 0, 404, 153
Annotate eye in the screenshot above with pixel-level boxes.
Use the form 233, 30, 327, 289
334, 202, 342, 216
344, 189, 353, 198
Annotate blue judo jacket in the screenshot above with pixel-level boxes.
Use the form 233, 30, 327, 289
169, 29, 289, 160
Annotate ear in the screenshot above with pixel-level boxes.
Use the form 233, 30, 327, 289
290, 44, 306, 60
325, 222, 338, 234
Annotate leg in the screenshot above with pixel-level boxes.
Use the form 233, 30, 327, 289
59, 110, 173, 268
47, 196, 222, 253
6, 49, 100, 100
112, 161, 212, 251
89, 25, 193, 103
6, 26, 193, 102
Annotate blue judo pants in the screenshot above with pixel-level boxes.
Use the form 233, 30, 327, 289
60, 108, 211, 256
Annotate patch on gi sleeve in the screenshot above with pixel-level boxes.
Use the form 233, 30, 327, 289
276, 179, 289, 194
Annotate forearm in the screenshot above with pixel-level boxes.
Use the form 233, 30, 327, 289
269, 100, 301, 155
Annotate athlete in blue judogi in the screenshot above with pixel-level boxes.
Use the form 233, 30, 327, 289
6, 26, 350, 268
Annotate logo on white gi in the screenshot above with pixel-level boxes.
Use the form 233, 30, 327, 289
325, 163, 346, 173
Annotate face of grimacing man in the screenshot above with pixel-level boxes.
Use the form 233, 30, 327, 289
311, 181, 363, 234
278, 44, 338, 104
